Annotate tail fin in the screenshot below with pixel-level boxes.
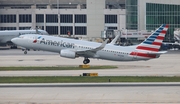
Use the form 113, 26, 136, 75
136, 24, 169, 52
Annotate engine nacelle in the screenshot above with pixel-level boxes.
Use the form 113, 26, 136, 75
60, 49, 76, 59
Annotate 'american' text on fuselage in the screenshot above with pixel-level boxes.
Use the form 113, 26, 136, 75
39, 38, 75, 48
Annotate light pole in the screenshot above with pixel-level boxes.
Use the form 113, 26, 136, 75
125, 29, 127, 40
57, 0, 60, 36
124, 29, 128, 44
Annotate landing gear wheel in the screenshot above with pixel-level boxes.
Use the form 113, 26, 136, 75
24, 51, 27, 54
87, 59, 90, 63
83, 58, 90, 64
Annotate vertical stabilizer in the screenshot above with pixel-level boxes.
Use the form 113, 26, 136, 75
130, 24, 169, 59
136, 24, 169, 52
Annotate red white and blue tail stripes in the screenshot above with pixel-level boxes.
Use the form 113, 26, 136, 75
130, 24, 169, 58
136, 24, 169, 52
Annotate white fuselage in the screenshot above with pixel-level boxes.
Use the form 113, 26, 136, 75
11, 24, 168, 63
12, 35, 154, 61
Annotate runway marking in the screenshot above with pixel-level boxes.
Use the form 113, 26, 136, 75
1, 83, 180, 88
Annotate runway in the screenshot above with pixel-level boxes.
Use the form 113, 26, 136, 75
1, 49, 180, 76
1, 83, 180, 87
0, 83, 180, 104
1, 69, 180, 76
1, 49, 180, 103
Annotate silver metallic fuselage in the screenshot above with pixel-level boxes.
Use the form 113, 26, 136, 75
11, 35, 152, 61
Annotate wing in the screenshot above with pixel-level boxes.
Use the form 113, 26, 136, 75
76, 39, 109, 58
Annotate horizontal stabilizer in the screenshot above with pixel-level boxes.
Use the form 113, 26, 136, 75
163, 42, 180, 45
147, 51, 167, 55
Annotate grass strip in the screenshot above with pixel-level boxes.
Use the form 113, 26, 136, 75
0, 66, 118, 71
0, 76, 180, 83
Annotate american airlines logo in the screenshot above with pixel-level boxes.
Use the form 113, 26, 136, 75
33, 36, 41, 43
33, 36, 75, 48
33, 40, 37, 43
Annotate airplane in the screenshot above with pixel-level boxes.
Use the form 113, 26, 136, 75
161, 30, 180, 50
174, 29, 180, 43
0, 29, 49, 48
11, 24, 169, 64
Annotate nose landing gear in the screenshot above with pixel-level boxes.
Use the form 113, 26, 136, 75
83, 58, 90, 64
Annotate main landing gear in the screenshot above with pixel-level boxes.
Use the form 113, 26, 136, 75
24, 51, 27, 54
83, 58, 90, 64
22, 49, 30, 54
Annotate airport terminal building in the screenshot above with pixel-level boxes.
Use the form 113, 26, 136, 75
0, 0, 180, 41
0, 0, 126, 38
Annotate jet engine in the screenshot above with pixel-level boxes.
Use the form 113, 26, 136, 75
60, 49, 76, 59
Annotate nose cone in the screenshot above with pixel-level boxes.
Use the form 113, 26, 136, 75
11, 38, 18, 44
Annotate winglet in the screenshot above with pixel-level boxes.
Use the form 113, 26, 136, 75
110, 34, 121, 45
92, 39, 109, 51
